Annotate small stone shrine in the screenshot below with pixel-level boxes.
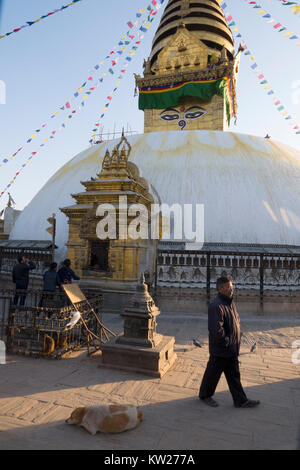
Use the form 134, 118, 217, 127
100, 273, 177, 377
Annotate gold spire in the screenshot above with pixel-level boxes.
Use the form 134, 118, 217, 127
135, 0, 239, 133
150, 0, 234, 69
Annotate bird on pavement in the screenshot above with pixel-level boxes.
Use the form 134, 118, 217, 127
250, 342, 257, 353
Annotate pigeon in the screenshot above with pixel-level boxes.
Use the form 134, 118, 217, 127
250, 342, 257, 353
193, 338, 202, 348
65, 310, 81, 329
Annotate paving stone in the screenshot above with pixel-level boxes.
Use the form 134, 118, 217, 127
18, 402, 57, 423
0, 397, 38, 419
1, 317, 300, 449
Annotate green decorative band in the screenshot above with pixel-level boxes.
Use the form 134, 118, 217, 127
139, 76, 234, 123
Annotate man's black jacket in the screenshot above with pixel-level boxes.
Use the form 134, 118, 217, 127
12, 261, 36, 288
208, 293, 242, 358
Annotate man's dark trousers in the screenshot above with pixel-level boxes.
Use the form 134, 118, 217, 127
13, 281, 28, 306
199, 354, 247, 406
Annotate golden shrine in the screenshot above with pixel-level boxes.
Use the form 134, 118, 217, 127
60, 134, 157, 295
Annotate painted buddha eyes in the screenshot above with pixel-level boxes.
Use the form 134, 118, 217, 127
185, 108, 206, 119
160, 109, 180, 121
160, 107, 206, 128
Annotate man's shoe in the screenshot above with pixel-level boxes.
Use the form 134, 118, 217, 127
201, 397, 219, 407
235, 399, 260, 408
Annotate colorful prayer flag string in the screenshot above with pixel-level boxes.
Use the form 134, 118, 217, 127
241, 0, 300, 45
0, 0, 165, 199
0, 0, 83, 40
219, 1, 300, 135
0, 86, 100, 198
269, 0, 300, 16
0, 2, 156, 168
89, 0, 165, 144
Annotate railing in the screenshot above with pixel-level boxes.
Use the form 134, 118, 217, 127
0, 244, 54, 276
0, 288, 103, 358
155, 244, 300, 307
0, 288, 104, 343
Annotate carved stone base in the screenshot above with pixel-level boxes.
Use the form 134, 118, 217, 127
100, 335, 177, 378
116, 332, 163, 349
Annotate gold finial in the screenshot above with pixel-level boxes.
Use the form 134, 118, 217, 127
116, 132, 132, 158
102, 149, 111, 170
111, 147, 119, 167
119, 146, 128, 167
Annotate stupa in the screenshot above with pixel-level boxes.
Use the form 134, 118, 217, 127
9, 0, 300, 315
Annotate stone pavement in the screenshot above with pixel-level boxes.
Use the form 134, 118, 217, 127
0, 314, 300, 450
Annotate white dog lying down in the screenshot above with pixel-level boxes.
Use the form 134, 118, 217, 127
66, 404, 143, 435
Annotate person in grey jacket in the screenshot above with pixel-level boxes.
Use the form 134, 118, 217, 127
12, 254, 36, 305
199, 276, 260, 408
43, 262, 59, 292
39, 262, 60, 308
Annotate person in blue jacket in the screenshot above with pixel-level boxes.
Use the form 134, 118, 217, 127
57, 259, 80, 288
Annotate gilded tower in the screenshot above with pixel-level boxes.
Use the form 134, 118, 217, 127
60, 134, 157, 288
135, 0, 241, 133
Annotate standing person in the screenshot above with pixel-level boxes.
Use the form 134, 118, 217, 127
57, 259, 80, 288
43, 262, 59, 292
12, 255, 36, 306
199, 276, 260, 408
39, 262, 59, 307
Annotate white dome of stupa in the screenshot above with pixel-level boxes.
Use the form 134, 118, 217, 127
10, 130, 300, 261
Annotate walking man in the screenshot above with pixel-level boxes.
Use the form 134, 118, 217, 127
199, 276, 260, 408
12, 255, 36, 306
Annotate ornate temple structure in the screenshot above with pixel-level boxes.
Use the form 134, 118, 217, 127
59, 134, 157, 308
6, 0, 300, 315
135, 0, 240, 133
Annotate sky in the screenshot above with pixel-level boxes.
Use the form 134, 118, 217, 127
0, 0, 300, 212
